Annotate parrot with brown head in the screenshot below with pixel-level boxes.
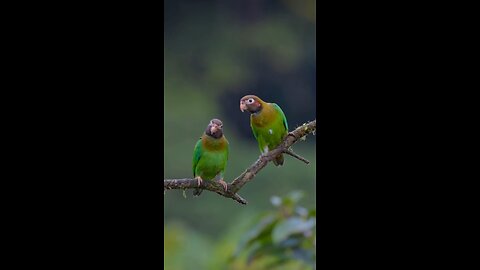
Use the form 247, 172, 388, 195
192, 119, 229, 196
240, 95, 288, 166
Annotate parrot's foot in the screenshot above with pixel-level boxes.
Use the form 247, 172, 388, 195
218, 179, 228, 192
196, 176, 203, 187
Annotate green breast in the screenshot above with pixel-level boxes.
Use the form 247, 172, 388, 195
194, 135, 228, 180
195, 150, 227, 180
253, 119, 287, 150
251, 103, 288, 152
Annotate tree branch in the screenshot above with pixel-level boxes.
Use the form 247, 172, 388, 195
164, 119, 316, 205
284, 149, 310, 164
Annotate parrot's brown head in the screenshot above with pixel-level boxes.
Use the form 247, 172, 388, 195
240, 95, 264, 114
205, 118, 224, 139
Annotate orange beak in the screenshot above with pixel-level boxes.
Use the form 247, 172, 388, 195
240, 101, 247, 112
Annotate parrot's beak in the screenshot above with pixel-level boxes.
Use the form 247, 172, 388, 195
240, 102, 247, 112
210, 124, 219, 133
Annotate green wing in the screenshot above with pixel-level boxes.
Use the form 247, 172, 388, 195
192, 139, 202, 177
226, 140, 229, 161
272, 103, 288, 132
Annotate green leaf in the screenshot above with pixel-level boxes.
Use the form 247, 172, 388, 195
278, 237, 302, 249
291, 248, 315, 266
245, 242, 262, 264
262, 256, 292, 269
295, 206, 308, 217
272, 217, 316, 244
281, 190, 305, 208
286, 190, 304, 203
233, 214, 277, 257
246, 244, 285, 266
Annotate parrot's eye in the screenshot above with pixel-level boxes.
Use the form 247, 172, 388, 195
247, 98, 254, 104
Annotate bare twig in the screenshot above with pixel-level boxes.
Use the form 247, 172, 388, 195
164, 119, 316, 205
284, 149, 310, 164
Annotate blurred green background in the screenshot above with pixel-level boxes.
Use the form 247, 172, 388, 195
164, 0, 316, 269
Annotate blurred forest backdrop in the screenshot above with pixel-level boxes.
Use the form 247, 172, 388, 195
164, 0, 316, 269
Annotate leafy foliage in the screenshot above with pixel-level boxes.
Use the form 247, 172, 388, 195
231, 191, 316, 269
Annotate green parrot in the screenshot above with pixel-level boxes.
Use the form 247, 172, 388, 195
240, 95, 289, 166
192, 118, 229, 196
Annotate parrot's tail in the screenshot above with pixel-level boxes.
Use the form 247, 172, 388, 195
272, 154, 284, 166
193, 188, 203, 196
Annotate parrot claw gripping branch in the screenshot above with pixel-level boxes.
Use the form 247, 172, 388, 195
163, 119, 316, 205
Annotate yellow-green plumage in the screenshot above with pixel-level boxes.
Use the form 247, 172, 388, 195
251, 102, 288, 166
192, 133, 229, 196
